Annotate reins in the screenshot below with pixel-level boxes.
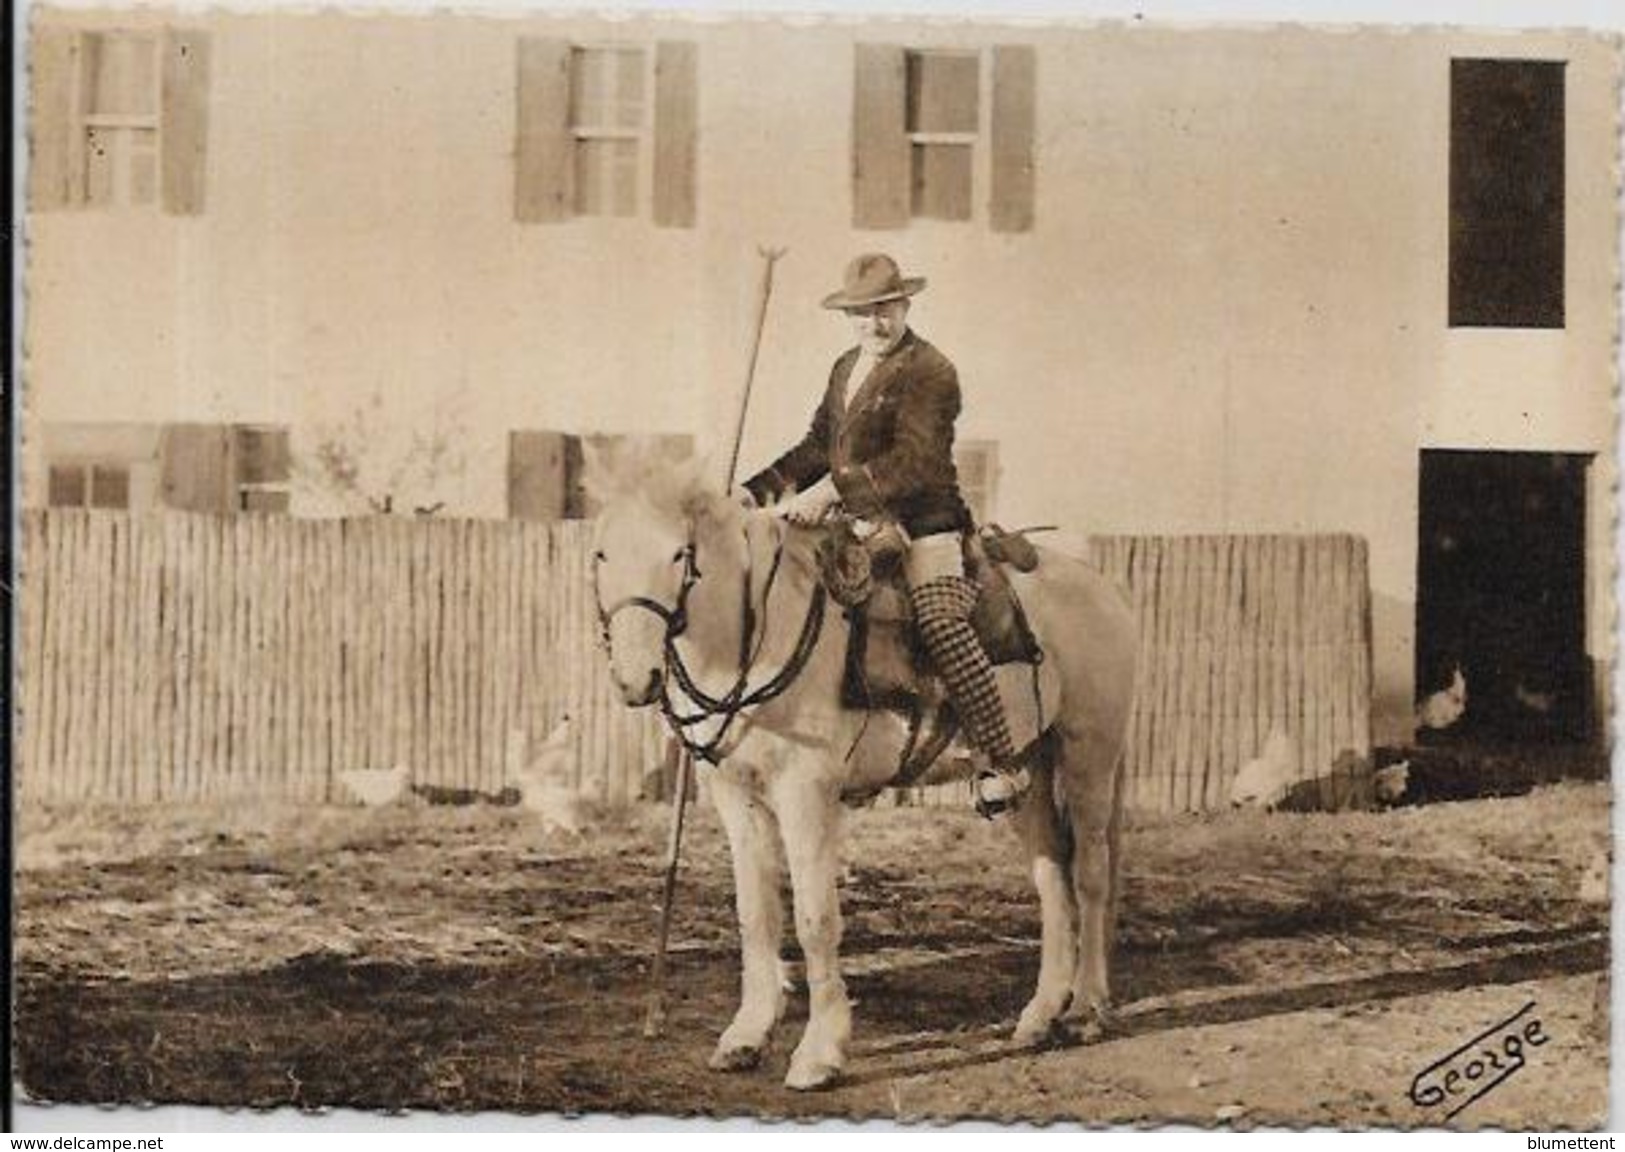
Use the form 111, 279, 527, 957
595, 517, 828, 766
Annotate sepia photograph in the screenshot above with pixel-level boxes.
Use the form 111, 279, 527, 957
11, 0, 1619, 1130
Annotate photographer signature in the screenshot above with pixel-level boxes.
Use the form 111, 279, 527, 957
1410, 1001, 1549, 1121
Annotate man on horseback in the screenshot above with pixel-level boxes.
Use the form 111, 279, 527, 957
740, 253, 1029, 817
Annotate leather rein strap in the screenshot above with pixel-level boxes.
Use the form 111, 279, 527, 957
595, 520, 828, 765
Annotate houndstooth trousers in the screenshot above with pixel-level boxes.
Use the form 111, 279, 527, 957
911, 575, 1018, 766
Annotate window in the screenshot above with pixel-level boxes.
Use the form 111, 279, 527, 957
81, 32, 160, 209
571, 47, 645, 217
854, 44, 1035, 232
157, 423, 290, 514
48, 463, 131, 509
906, 51, 979, 221
232, 425, 291, 513
1449, 59, 1565, 328
515, 39, 697, 227
39, 422, 163, 510
28, 25, 210, 214
954, 439, 999, 524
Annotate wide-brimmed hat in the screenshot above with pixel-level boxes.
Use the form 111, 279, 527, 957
820, 253, 927, 310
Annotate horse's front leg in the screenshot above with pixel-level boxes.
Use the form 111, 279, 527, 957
708, 764, 787, 1072
770, 764, 851, 1091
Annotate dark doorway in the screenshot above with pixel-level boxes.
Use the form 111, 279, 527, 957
1416, 450, 1592, 744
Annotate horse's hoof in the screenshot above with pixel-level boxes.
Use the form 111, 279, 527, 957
709, 1044, 765, 1073
1063, 1005, 1115, 1044
784, 1060, 843, 1092
1012, 1015, 1068, 1050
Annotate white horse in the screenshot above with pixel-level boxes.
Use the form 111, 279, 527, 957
587, 443, 1138, 1091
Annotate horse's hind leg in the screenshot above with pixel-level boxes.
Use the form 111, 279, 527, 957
709, 766, 787, 1072
1061, 731, 1123, 1039
1012, 755, 1078, 1047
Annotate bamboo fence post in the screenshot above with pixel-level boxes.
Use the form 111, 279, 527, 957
477, 522, 499, 794
86, 514, 109, 802
36, 511, 58, 802
59, 512, 77, 803
175, 514, 196, 800
69, 513, 93, 800
18, 515, 43, 804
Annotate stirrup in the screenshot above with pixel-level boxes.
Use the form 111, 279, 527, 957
972, 765, 1031, 819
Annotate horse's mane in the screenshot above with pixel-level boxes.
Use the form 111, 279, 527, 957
581, 436, 719, 520
582, 436, 822, 577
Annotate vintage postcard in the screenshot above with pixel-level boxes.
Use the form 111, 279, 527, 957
12, 0, 1619, 1131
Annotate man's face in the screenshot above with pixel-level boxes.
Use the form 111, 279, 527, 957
846, 299, 910, 354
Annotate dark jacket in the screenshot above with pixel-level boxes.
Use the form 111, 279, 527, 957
744, 330, 972, 538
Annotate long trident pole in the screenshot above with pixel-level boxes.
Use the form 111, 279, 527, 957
644, 244, 787, 1039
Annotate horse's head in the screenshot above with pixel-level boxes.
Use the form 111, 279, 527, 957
585, 438, 743, 708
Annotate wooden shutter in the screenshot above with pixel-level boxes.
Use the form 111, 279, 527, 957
159, 423, 233, 512
28, 25, 80, 211
160, 28, 210, 216
652, 40, 698, 228
852, 43, 909, 230
990, 45, 1035, 233
508, 431, 571, 521
515, 37, 573, 224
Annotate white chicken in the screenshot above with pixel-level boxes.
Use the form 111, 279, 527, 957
1416, 666, 1468, 731
337, 764, 410, 807
1373, 760, 1409, 806
513, 717, 585, 835
1229, 728, 1297, 810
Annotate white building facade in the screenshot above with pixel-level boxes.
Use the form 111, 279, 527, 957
22, 10, 1619, 745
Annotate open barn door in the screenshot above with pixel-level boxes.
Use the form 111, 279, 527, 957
1415, 450, 1592, 745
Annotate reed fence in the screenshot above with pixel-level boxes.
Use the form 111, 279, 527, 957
16, 512, 1369, 813
1091, 533, 1371, 813
16, 510, 666, 806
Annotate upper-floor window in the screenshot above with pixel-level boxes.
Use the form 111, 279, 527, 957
515, 38, 697, 227
906, 51, 979, 221
28, 24, 211, 215
853, 44, 1035, 232
1449, 58, 1565, 329
82, 32, 160, 208
571, 47, 646, 217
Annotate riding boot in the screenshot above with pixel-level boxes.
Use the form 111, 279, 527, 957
911, 575, 1029, 818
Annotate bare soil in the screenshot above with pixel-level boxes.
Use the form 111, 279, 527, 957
13, 782, 1610, 1127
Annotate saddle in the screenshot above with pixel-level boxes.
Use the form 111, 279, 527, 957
816, 519, 1044, 787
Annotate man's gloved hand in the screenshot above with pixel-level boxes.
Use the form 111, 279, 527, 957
775, 477, 840, 526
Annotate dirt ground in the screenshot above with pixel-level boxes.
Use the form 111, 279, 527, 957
13, 781, 1611, 1128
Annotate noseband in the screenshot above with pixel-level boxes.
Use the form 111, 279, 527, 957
591, 518, 827, 764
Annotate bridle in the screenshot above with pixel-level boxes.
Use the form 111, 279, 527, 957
594, 539, 702, 644
592, 518, 828, 765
